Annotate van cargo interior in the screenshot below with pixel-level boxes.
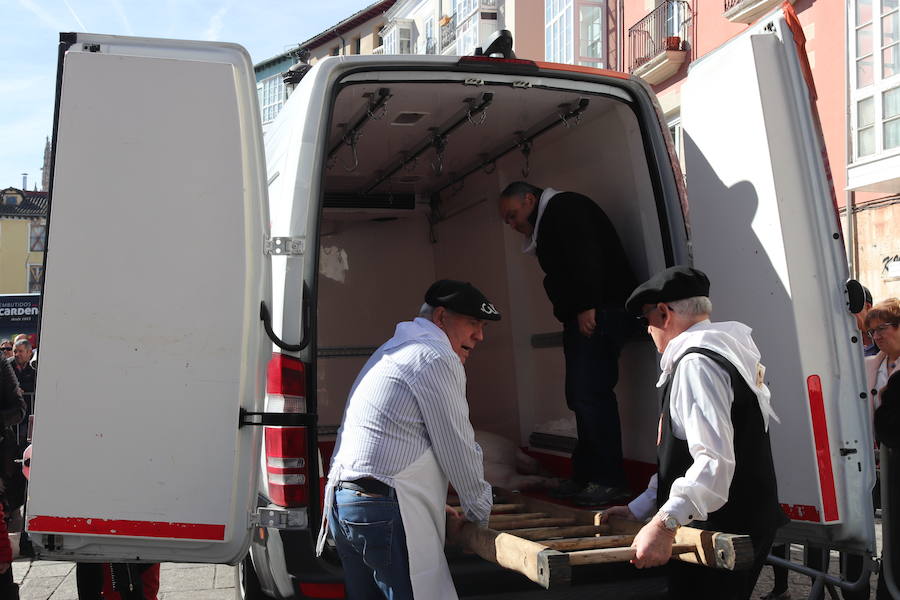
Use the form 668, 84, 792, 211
315, 75, 670, 491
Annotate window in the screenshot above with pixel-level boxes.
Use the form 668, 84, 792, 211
456, 13, 480, 55
425, 17, 436, 53
28, 265, 43, 294
545, 0, 574, 64
399, 27, 412, 54
29, 222, 46, 252
257, 74, 285, 125
331, 46, 340, 56
455, 0, 477, 21
577, 1, 605, 67
851, 0, 900, 159
353, 37, 361, 55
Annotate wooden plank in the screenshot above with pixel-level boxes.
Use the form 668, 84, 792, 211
568, 542, 697, 566
488, 512, 549, 526
510, 524, 611, 541
497, 517, 577, 530
456, 522, 569, 589
449, 503, 525, 514
541, 535, 635, 551
673, 527, 755, 571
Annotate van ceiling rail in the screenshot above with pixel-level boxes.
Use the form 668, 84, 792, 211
327, 87, 392, 164
435, 98, 590, 195
364, 92, 494, 194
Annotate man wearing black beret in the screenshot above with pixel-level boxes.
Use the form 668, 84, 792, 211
604, 266, 786, 600
317, 280, 498, 599
497, 181, 636, 506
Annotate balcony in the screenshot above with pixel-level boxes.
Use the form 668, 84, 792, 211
724, 0, 795, 24
440, 14, 457, 52
628, 0, 692, 85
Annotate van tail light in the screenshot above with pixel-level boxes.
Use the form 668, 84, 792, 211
265, 353, 310, 507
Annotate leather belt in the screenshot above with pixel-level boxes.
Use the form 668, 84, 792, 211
338, 477, 396, 498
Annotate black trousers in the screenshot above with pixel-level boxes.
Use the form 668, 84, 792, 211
563, 308, 629, 486
667, 528, 776, 600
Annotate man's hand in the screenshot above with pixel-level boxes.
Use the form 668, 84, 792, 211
445, 505, 465, 545
631, 514, 676, 569
577, 308, 596, 337
599, 504, 637, 524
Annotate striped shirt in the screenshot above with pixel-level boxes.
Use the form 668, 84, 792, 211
328, 317, 493, 526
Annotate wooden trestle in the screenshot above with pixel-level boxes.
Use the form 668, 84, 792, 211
450, 491, 754, 589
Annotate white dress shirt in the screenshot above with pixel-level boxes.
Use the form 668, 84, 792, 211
628, 320, 777, 526
328, 317, 492, 526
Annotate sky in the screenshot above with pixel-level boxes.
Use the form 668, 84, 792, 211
0, 0, 379, 190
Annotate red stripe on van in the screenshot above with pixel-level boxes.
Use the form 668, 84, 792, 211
780, 503, 821, 522
807, 375, 839, 522
27, 516, 226, 540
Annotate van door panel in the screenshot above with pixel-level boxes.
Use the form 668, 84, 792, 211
28, 34, 269, 564
682, 7, 873, 550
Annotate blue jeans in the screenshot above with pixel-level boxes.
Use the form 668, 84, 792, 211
563, 307, 629, 486
329, 487, 413, 600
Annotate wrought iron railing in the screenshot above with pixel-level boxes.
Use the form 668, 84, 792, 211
440, 14, 457, 51
724, 0, 744, 10
628, 0, 693, 73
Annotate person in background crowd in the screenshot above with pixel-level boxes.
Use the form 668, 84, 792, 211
497, 181, 636, 507
0, 341, 12, 362
604, 266, 786, 600
857, 286, 879, 357
874, 371, 900, 599
0, 341, 24, 599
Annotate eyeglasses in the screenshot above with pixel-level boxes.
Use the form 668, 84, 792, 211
867, 322, 899, 339
637, 304, 672, 327
0, 347, 12, 352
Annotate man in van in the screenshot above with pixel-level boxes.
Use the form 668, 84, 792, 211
316, 279, 496, 599
604, 266, 786, 600
497, 181, 636, 506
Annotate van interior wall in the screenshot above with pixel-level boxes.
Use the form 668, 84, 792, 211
432, 101, 665, 467
317, 82, 668, 475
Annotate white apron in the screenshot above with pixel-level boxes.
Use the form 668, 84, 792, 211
316, 448, 456, 600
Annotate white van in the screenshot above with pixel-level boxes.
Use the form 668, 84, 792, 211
26, 4, 879, 598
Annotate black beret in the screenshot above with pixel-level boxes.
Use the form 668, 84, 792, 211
863, 286, 873, 305
625, 266, 710, 315
425, 279, 501, 321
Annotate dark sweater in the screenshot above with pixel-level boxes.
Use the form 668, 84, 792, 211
534, 192, 636, 322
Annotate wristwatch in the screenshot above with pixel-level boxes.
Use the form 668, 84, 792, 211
657, 511, 680, 533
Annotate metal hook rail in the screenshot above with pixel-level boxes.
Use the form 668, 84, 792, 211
364, 92, 494, 194
327, 87, 392, 162
435, 97, 589, 194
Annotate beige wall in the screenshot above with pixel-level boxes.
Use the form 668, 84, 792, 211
0, 218, 44, 294
852, 202, 900, 303
308, 18, 388, 65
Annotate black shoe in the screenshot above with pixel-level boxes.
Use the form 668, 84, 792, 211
18, 535, 34, 559
571, 483, 631, 507
549, 479, 585, 499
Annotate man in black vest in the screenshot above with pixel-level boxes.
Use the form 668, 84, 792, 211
498, 182, 637, 506
605, 266, 786, 599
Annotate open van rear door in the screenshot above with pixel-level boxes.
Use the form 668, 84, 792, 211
682, 6, 874, 552
26, 33, 270, 564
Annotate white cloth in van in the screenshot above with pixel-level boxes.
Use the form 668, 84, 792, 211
521, 187, 561, 255
627, 320, 779, 526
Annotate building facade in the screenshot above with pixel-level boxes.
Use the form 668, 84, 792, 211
0, 187, 47, 294
255, 0, 898, 301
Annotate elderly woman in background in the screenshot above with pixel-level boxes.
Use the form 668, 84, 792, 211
866, 298, 900, 413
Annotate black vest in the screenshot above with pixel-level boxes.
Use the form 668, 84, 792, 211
657, 347, 787, 537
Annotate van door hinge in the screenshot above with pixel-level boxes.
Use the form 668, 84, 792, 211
264, 236, 305, 256
252, 508, 309, 529
512, 81, 532, 89
464, 78, 485, 87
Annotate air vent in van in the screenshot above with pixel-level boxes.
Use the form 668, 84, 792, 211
323, 192, 415, 210
392, 112, 428, 126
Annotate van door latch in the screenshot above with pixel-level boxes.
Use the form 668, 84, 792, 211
264, 236, 305, 256
239, 408, 316, 428
839, 447, 858, 456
